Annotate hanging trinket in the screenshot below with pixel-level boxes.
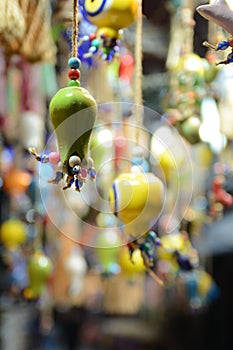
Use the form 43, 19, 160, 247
30, 0, 97, 192
196, 0, 233, 65
81, 0, 138, 61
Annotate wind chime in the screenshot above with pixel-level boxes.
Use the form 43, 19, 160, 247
29, 0, 97, 192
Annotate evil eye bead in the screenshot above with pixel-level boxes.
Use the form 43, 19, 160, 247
68, 57, 81, 69
69, 155, 81, 167
84, 0, 107, 16
72, 165, 81, 174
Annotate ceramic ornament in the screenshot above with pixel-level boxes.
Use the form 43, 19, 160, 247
29, 0, 97, 192
25, 251, 53, 299
82, 0, 138, 61
109, 172, 164, 239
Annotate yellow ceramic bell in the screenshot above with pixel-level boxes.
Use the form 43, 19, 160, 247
0, 219, 27, 250
109, 172, 164, 239
84, 0, 138, 38
157, 232, 192, 262
118, 247, 145, 276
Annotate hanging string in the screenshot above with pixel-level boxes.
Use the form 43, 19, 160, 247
72, 0, 79, 58
135, 0, 143, 145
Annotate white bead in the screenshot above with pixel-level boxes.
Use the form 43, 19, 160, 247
69, 155, 81, 167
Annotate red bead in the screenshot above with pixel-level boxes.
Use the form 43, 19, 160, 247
89, 33, 97, 41
68, 69, 80, 80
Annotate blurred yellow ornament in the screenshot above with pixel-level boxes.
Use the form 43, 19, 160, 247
157, 233, 192, 261
119, 247, 145, 275
150, 126, 185, 180
194, 143, 213, 168
0, 219, 27, 249
84, 0, 138, 38
197, 270, 213, 296
109, 172, 164, 239
174, 53, 204, 76
201, 58, 219, 83
157, 149, 177, 180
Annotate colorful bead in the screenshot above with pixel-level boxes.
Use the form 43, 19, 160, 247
91, 39, 100, 48
89, 46, 98, 54
68, 69, 81, 80
68, 57, 81, 69
68, 80, 80, 87
89, 33, 97, 41
48, 152, 60, 164
41, 154, 49, 163
217, 41, 229, 50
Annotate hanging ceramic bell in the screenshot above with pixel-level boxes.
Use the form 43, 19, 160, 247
0, 219, 27, 250
26, 251, 53, 299
118, 247, 145, 277
109, 172, 164, 239
29, 55, 97, 191
49, 71, 97, 171
83, 0, 138, 60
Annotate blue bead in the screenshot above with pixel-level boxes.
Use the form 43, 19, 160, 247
68, 57, 81, 69
217, 41, 229, 50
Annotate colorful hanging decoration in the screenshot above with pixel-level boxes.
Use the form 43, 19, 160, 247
81, 0, 138, 61
0, 219, 27, 250
118, 247, 146, 277
24, 250, 53, 299
29, 0, 97, 192
207, 162, 233, 220
109, 172, 164, 239
196, 0, 233, 65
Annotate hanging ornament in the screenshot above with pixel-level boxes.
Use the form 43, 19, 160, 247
0, 219, 27, 250
196, 0, 233, 66
29, 0, 97, 192
109, 172, 164, 240
207, 163, 233, 220
25, 250, 53, 299
118, 247, 145, 277
81, 0, 138, 61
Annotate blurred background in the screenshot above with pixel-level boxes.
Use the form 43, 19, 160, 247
1, 0, 233, 349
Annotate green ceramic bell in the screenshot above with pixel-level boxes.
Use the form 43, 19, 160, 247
49, 56, 97, 174
49, 85, 97, 170
179, 116, 202, 145
27, 251, 53, 298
